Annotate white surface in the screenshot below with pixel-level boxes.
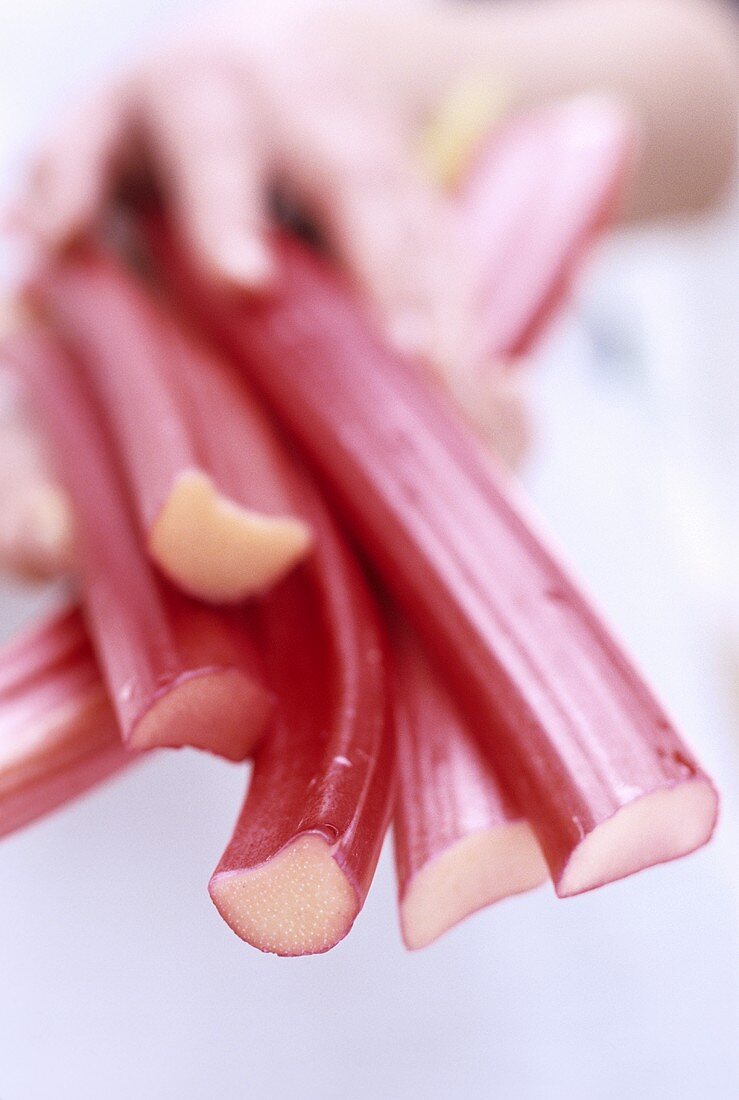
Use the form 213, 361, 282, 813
0, 3, 738, 1098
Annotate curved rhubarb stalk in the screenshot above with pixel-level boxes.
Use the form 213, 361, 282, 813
392, 624, 547, 950
5, 324, 271, 760
154, 227, 718, 896
210, 476, 393, 956
461, 97, 633, 359
0, 605, 85, 696
0, 607, 129, 839
35, 250, 310, 602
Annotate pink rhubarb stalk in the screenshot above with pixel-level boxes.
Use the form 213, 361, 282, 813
35, 249, 310, 602
5, 324, 271, 759
210, 474, 393, 956
0, 607, 128, 839
155, 227, 718, 896
392, 623, 547, 949
461, 97, 633, 359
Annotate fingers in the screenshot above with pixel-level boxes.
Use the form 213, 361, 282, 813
14, 64, 275, 293
14, 85, 128, 249
286, 115, 482, 388
144, 64, 274, 288
0, 364, 74, 579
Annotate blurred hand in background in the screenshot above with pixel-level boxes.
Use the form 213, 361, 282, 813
3, 0, 737, 579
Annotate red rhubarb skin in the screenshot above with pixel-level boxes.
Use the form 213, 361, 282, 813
0, 608, 130, 839
211, 472, 393, 952
35, 250, 303, 529
164, 314, 309, 520
0, 606, 85, 697
6, 326, 270, 760
35, 252, 200, 534
155, 228, 717, 892
460, 98, 633, 360
392, 622, 526, 907
164, 311, 395, 945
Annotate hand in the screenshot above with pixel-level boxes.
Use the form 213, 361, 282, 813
3, 0, 523, 579
9, 0, 729, 579
13, 0, 485, 373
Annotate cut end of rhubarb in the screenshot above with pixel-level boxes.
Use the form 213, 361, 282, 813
400, 821, 548, 950
210, 834, 358, 956
149, 469, 312, 603
556, 778, 719, 898
129, 668, 271, 761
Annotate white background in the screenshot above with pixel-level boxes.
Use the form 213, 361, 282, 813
0, 3, 737, 1097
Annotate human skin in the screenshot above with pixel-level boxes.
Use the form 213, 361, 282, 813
2, 0, 737, 578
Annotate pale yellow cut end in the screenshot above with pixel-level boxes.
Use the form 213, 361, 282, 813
401, 821, 548, 951
557, 779, 718, 898
422, 73, 511, 190
149, 469, 311, 603
130, 668, 270, 761
210, 834, 358, 956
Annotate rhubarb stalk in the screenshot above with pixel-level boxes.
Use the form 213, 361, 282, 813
35, 249, 310, 603
5, 324, 272, 759
0, 608, 128, 839
154, 226, 718, 896
461, 97, 633, 359
210, 475, 393, 956
392, 623, 547, 949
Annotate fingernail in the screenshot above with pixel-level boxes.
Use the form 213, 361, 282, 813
212, 238, 275, 288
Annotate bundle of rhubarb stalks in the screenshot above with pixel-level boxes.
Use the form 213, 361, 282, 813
0, 100, 718, 955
